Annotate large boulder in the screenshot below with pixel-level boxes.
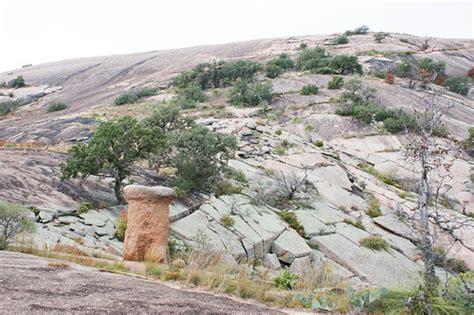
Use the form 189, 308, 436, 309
123, 185, 176, 262
271, 229, 311, 264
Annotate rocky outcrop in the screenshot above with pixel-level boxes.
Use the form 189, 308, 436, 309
123, 185, 176, 262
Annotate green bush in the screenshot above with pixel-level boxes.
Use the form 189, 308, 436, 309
300, 84, 319, 95
227, 79, 273, 106
277, 211, 305, 236
296, 47, 332, 73
172, 60, 261, 89
7, 76, 25, 88
171, 83, 206, 109
114, 210, 127, 242
265, 54, 294, 78
0, 100, 20, 115
444, 76, 470, 95
220, 214, 235, 227
214, 180, 242, 197
332, 34, 349, 45
327, 76, 344, 89
0, 200, 36, 250
75, 202, 93, 215
359, 235, 389, 250
374, 32, 390, 43
273, 269, 299, 290
314, 139, 324, 147
330, 55, 363, 75
446, 258, 470, 274
114, 86, 158, 105
343, 218, 366, 230
365, 195, 382, 217
344, 25, 369, 36
47, 101, 67, 112
171, 125, 237, 193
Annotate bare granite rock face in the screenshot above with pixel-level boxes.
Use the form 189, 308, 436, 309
123, 185, 176, 262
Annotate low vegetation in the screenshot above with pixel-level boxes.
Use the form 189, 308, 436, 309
265, 53, 294, 78
277, 211, 305, 237
47, 101, 67, 112
300, 84, 319, 95
297, 47, 362, 75
327, 76, 344, 89
273, 269, 299, 290
0, 200, 36, 250
227, 79, 273, 106
444, 76, 470, 95
331, 34, 349, 45
359, 235, 389, 250
373, 32, 390, 43
365, 195, 382, 217
172, 59, 260, 90
114, 86, 158, 105
114, 210, 128, 241
343, 218, 366, 230
7, 75, 25, 88
344, 25, 369, 36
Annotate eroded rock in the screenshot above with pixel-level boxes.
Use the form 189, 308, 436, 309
123, 185, 176, 262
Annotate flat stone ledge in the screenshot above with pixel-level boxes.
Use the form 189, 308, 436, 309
124, 185, 176, 201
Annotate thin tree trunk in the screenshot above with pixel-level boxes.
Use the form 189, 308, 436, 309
114, 178, 125, 205
419, 151, 437, 292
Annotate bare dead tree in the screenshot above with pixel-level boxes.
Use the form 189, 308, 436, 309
399, 94, 472, 295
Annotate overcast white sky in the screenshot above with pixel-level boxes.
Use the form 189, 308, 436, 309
0, 0, 472, 72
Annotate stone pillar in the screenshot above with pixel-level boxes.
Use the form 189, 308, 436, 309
123, 185, 176, 262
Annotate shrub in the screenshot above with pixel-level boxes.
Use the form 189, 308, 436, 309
332, 34, 349, 45
344, 25, 369, 36
227, 79, 273, 106
0, 100, 20, 115
220, 214, 235, 227
330, 55, 363, 75
0, 200, 36, 250
343, 218, 366, 230
314, 140, 324, 147
114, 210, 127, 241
296, 47, 332, 73
172, 125, 237, 193
444, 76, 470, 95
277, 211, 305, 236
273, 269, 299, 290
399, 38, 409, 43
265, 54, 294, 78
359, 235, 389, 250
47, 101, 67, 112
374, 32, 390, 43
214, 180, 242, 197
446, 258, 470, 274
327, 76, 344, 89
299, 43, 308, 50
365, 195, 382, 217
172, 83, 206, 109
300, 84, 319, 95
114, 86, 158, 105
172, 59, 260, 90
75, 202, 93, 215
7, 76, 25, 88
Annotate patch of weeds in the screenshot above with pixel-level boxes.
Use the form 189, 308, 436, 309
314, 140, 324, 147
47, 261, 70, 268
114, 209, 127, 242
230, 170, 247, 183
273, 269, 299, 290
75, 202, 93, 215
365, 195, 382, 218
304, 124, 314, 131
277, 211, 305, 236
105, 262, 129, 273
220, 214, 235, 227
358, 162, 401, 188
214, 180, 242, 198
145, 262, 162, 277
275, 128, 283, 135
343, 218, 366, 230
359, 235, 389, 251
292, 117, 302, 124
397, 190, 411, 199
47, 101, 67, 113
